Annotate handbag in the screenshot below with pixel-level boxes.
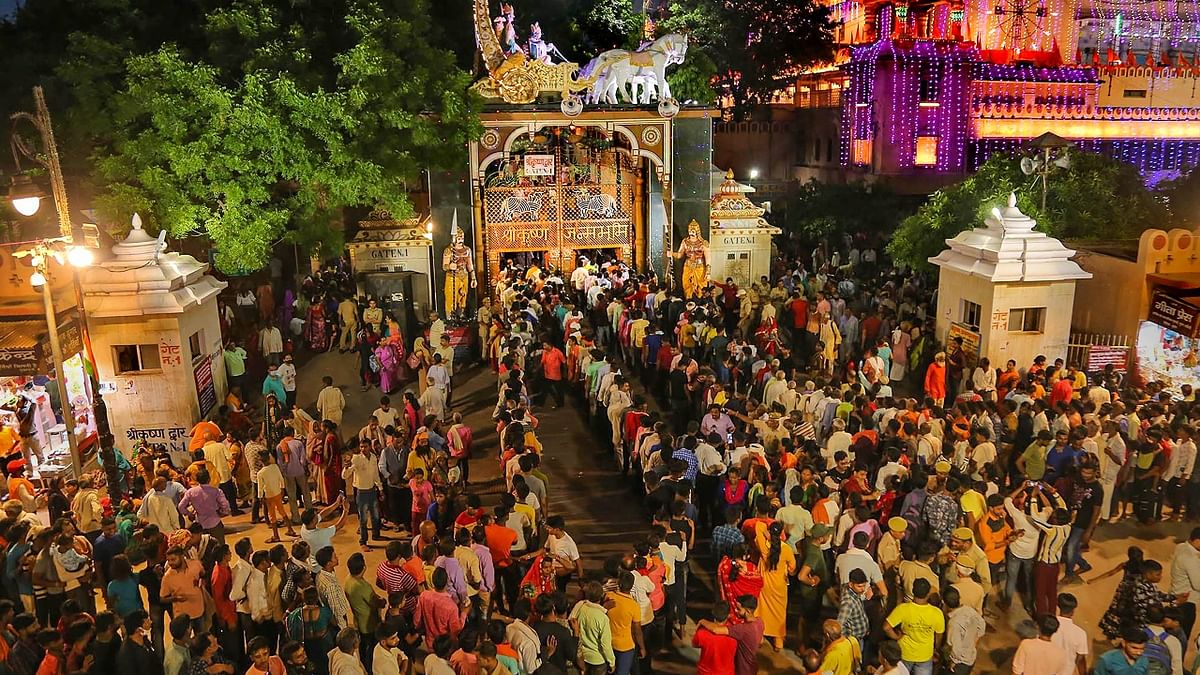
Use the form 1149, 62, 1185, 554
407, 352, 422, 369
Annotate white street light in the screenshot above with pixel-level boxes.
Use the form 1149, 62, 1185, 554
12, 195, 41, 217
66, 246, 94, 268
8, 175, 44, 216
749, 168, 760, 180
29, 271, 46, 287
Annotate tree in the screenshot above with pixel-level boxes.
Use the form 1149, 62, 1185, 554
577, 0, 642, 53
887, 151, 1171, 271
784, 180, 918, 246
658, 0, 834, 118
3, 0, 481, 273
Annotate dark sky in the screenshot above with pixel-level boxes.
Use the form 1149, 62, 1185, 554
0, 0, 20, 18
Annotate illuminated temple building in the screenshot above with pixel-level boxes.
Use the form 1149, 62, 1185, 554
792, 0, 1200, 184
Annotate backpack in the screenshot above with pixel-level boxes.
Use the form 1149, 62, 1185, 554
1143, 626, 1172, 675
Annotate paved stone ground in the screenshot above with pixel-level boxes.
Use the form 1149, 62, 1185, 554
214, 348, 1189, 673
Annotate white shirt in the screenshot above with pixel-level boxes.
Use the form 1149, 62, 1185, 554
427, 363, 451, 391
317, 385, 346, 420
548, 532, 581, 564
342, 452, 383, 492
247, 567, 269, 621
835, 547, 884, 585
657, 541, 685, 585
1167, 440, 1198, 481
695, 442, 725, 476
1051, 615, 1089, 670
1006, 496, 1054, 560
229, 555, 254, 614
876, 461, 907, 492
203, 440, 232, 483
372, 644, 408, 675
277, 362, 297, 391
824, 431, 853, 464
137, 490, 182, 533
373, 407, 400, 430
629, 571, 655, 624
972, 366, 996, 392
1171, 541, 1200, 604
1088, 385, 1112, 408
259, 326, 284, 355
256, 464, 286, 498
418, 385, 447, 421
1102, 434, 1127, 482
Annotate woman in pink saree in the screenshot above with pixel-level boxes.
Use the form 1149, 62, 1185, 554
375, 341, 402, 394
305, 297, 330, 352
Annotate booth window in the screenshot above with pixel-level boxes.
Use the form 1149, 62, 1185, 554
114, 344, 162, 374
1009, 307, 1045, 333
960, 300, 982, 331
188, 330, 204, 363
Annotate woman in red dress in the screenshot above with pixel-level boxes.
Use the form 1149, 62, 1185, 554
322, 420, 344, 500
519, 554, 558, 600
717, 543, 763, 623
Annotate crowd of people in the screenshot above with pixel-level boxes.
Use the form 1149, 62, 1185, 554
0, 236, 1195, 675
470, 238, 1200, 675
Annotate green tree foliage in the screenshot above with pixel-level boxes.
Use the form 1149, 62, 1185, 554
1, 0, 480, 273
887, 152, 1171, 271
658, 0, 834, 118
665, 50, 719, 106
578, 0, 643, 52
785, 180, 918, 246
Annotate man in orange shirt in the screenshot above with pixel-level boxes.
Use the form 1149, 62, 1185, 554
188, 419, 221, 452
977, 494, 1016, 584
541, 340, 566, 409
486, 504, 519, 615
6, 460, 37, 514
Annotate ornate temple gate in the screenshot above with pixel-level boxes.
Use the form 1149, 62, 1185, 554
468, 109, 685, 292
482, 153, 639, 282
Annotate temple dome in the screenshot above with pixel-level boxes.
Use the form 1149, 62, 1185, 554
928, 193, 1092, 282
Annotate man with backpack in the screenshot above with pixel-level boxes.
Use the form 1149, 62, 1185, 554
1094, 627, 1151, 675
1143, 605, 1183, 675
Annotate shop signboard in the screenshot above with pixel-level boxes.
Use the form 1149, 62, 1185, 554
948, 322, 981, 366
0, 345, 43, 377
57, 320, 83, 358
1086, 345, 1129, 373
1147, 290, 1200, 337
193, 357, 217, 418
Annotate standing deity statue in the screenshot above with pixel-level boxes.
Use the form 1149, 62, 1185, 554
443, 217, 476, 321
493, 3, 520, 56
673, 219, 710, 300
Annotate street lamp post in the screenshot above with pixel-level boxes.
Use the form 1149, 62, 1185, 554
22, 251, 83, 474
7, 86, 115, 491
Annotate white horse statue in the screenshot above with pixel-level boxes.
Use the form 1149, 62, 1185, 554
583, 33, 688, 105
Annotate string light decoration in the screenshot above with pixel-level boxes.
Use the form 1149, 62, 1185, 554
973, 138, 1200, 173
841, 37, 978, 171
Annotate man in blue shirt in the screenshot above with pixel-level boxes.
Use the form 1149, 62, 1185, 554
276, 428, 309, 523
1093, 627, 1149, 675
262, 367, 287, 403
93, 517, 127, 587
1044, 428, 1080, 483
